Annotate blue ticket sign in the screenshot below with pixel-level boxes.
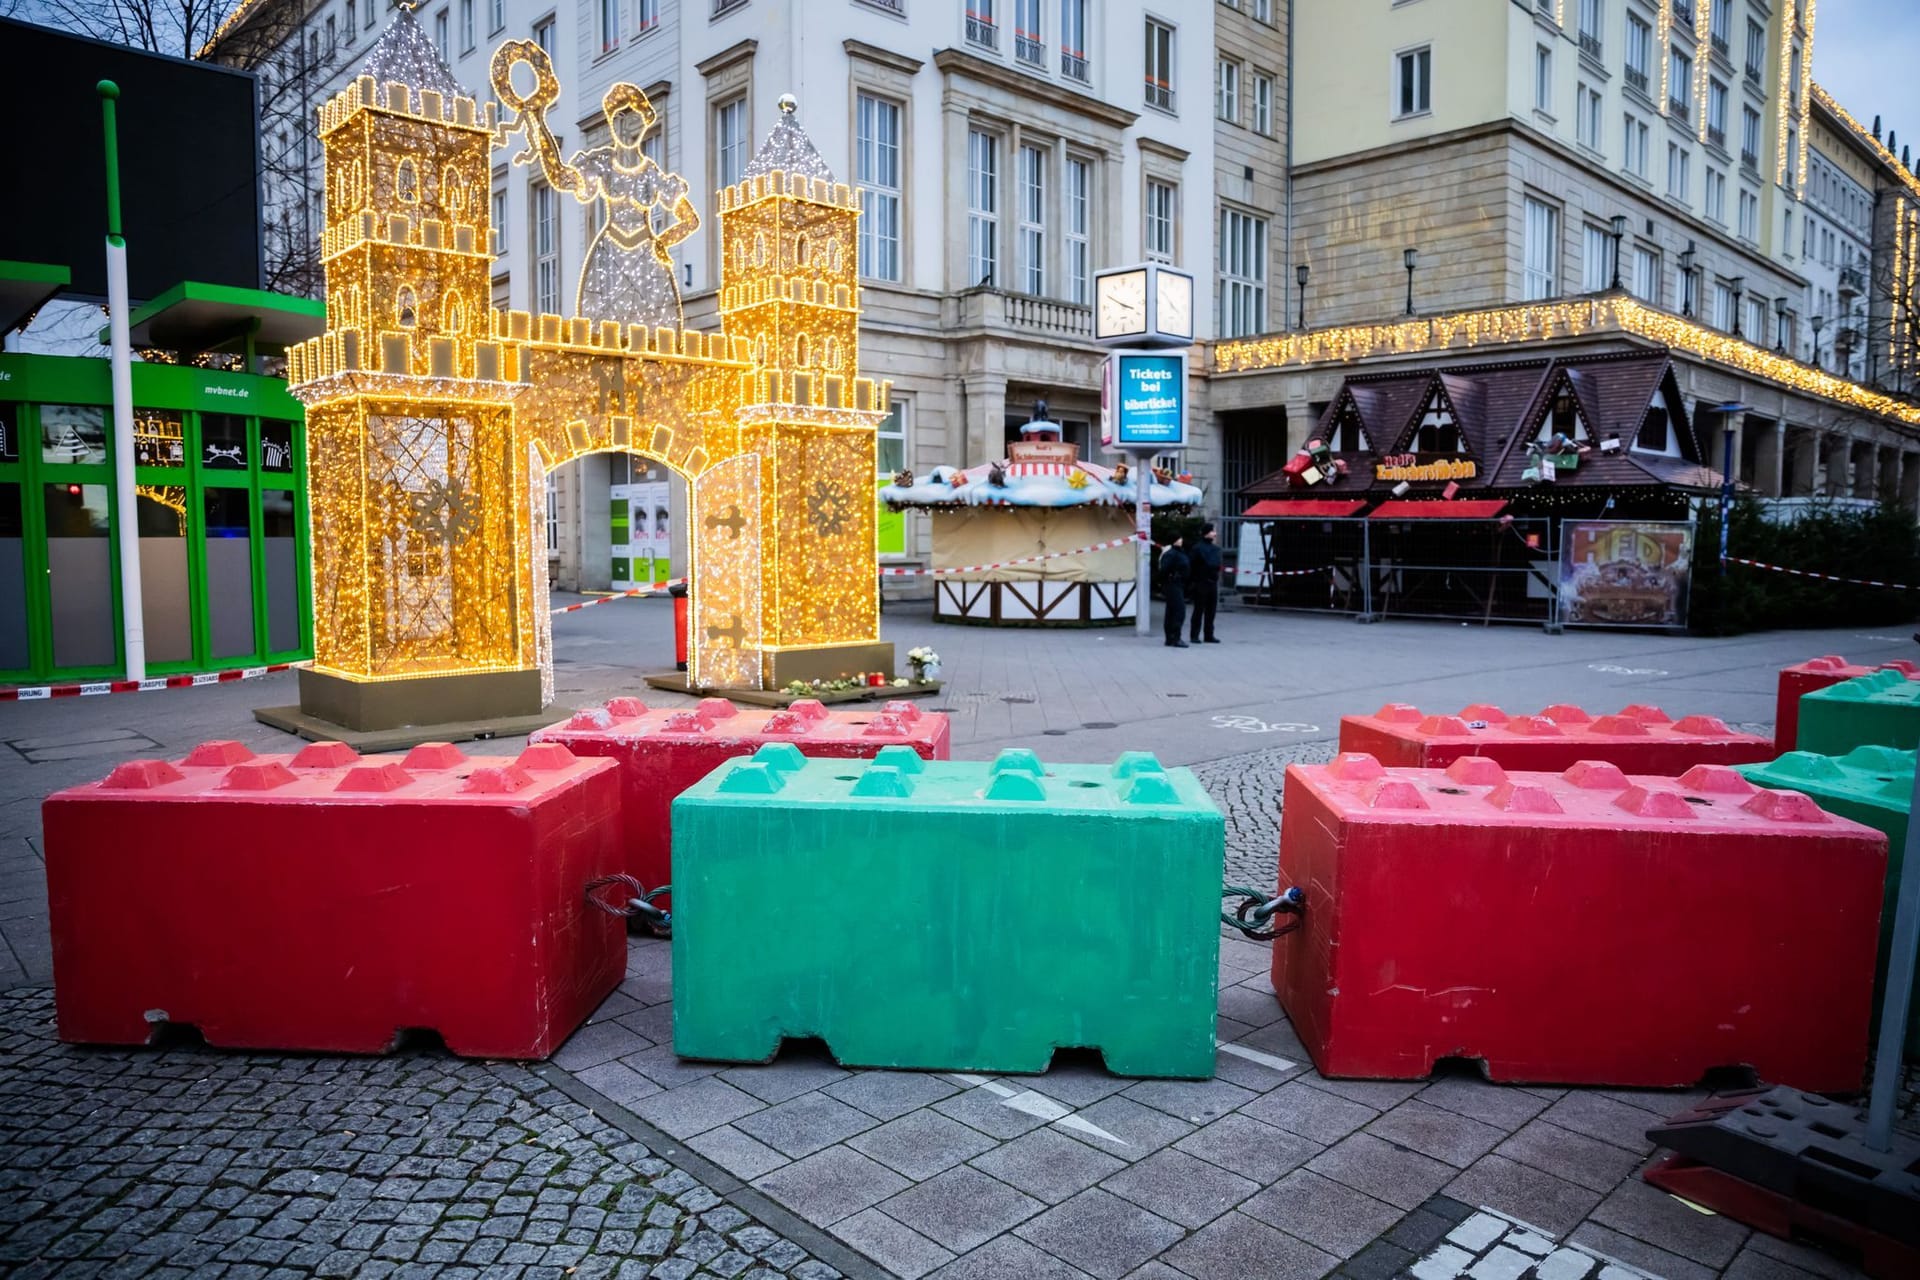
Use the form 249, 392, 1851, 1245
1104, 350, 1187, 450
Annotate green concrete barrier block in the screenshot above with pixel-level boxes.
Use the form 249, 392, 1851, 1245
1741, 745, 1917, 1060
670, 745, 1227, 1078
1796, 670, 1920, 756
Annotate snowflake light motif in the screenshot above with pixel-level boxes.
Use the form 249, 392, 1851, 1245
408, 476, 484, 541
807, 478, 853, 536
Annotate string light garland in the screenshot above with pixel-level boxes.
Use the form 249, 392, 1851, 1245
288, 18, 888, 694
1213, 296, 1920, 427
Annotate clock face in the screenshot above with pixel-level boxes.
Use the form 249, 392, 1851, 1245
1095, 269, 1149, 340
1156, 271, 1194, 340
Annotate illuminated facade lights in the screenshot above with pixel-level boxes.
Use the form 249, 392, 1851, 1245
1213, 296, 1920, 429
288, 20, 889, 694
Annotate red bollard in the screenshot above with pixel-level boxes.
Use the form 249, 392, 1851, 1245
1775, 655, 1920, 753
671, 582, 689, 672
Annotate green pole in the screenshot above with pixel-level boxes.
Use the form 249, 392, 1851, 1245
98, 81, 123, 244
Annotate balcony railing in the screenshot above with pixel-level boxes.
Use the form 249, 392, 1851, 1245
1840, 265, 1867, 297
1672, 0, 1694, 28
1625, 66, 1649, 94
858, 0, 905, 11
1014, 31, 1044, 66
1061, 48, 1088, 82
957, 287, 1093, 339
1740, 147, 1758, 170
1745, 63, 1761, 86
1145, 77, 1174, 111
1579, 32, 1602, 58
1711, 33, 1728, 56
965, 12, 997, 49
1707, 125, 1725, 148
712, 0, 747, 15
1669, 97, 1691, 122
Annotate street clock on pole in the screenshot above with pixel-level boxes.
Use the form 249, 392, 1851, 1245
1094, 263, 1195, 347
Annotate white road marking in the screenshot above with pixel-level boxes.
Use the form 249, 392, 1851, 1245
945, 1074, 1129, 1145
1211, 714, 1321, 734
1216, 1040, 1298, 1073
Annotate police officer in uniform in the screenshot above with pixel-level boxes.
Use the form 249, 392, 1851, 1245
1160, 534, 1191, 648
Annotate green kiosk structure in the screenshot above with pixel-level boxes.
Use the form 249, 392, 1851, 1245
0, 270, 322, 686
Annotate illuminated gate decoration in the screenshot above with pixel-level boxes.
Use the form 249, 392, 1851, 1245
286, 14, 888, 698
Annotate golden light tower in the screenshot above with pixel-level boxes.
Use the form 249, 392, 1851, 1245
268, 13, 890, 740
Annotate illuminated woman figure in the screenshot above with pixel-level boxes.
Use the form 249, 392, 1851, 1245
492, 41, 698, 329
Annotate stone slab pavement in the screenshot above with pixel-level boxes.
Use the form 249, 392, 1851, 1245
1, 597, 1915, 1277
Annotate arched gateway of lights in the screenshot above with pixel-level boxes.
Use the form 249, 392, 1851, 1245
283, 13, 889, 722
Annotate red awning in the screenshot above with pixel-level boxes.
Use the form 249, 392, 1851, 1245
1367, 500, 1510, 519
1244, 499, 1367, 518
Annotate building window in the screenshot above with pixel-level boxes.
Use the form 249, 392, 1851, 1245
1395, 46, 1431, 118
1017, 143, 1046, 295
1252, 0, 1270, 21
1534, 45, 1552, 113
434, 10, 449, 61
1740, 105, 1760, 169
1624, 12, 1651, 92
967, 128, 999, 286
533, 181, 559, 315
715, 97, 748, 189
1216, 60, 1240, 123
1576, 83, 1603, 149
545, 473, 559, 552
1252, 72, 1273, 135
1144, 178, 1176, 263
1705, 166, 1725, 221
1745, 295, 1765, 340
1014, 0, 1043, 67
458, 0, 473, 50
1218, 207, 1267, 338
1632, 245, 1659, 301
488, 0, 502, 33
642, 113, 665, 167
1522, 196, 1559, 300
534, 16, 554, 54
1145, 19, 1175, 112
1707, 78, 1726, 146
877, 400, 909, 479
1666, 143, 1689, 200
855, 93, 902, 283
325, 13, 336, 52
599, 0, 619, 51
1060, 0, 1088, 81
1712, 279, 1733, 330
637, 0, 659, 32
967, 0, 998, 50
1623, 113, 1649, 177
1744, 19, 1764, 80
1582, 223, 1610, 292
491, 182, 507, 256
346, 0, 356, 37
1737, 187, 1758, 240
1578, 0, 1602, 55
1668, 47, 1691, 118
1065, 156, 1090, 305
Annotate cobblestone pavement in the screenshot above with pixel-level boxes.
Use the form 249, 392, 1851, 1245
0, 987, 850, 1280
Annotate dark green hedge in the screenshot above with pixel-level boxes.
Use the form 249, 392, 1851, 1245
1691, 495, 1920, 634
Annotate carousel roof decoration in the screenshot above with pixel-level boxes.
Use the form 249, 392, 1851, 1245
743, 94, 835, 181
361, 5, 464, 105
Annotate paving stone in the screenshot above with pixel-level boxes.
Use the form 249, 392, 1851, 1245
685, 1126, 790, 1182
1587, 1175, 1751, 1267
827, 1208, 954, 1280
1721, 1243, 1841, 1280
719, 1061, 853, 1106
752, 1146, 909, 1227
1239, 1168, 1401, 1258
1441, 1154, 1602, 1238
1023, 1064, 1138, 1109
1120, 1076, 1256, 1125
569, 1061, 663, 1109
876, 1166, 1043, 1254
1447, 1212, 1509, 1252
1494, 1119, 1645, 1193
1054, 1096, 1194, 1163
1535, 1247, 1598, 1280
1307, 1132, 1457, 1211
1013, 1188, 1184, 1279
1536, 1094, 1664, 1156
1302, 1076, 1425, 1110
551, 1021, 655, 1071
1171, 1111, 1322, 1183
620, 1044, 725, 1090
925, 1235, 1093, 1280
931, 1087, 1054, 1141
1098, 1147, 1256, 1229
1240, 1080, 1379, 1145
1740, 1231, 1867, 1280
847, 1110, 998, 1181
732, 1094, 876, 1159
1410, 1243, 1476, 1280
630, 1078, 764, 1140
1468, 1244, 1535, 1280
1158, 1209, 1340, 1280
1415, 1077, 1554, 1130
963, 1127, 1124, 1205
1566, 1222, 1719, 1280
1365, 1100, 1509, 1169
821, 1071, 961, 1122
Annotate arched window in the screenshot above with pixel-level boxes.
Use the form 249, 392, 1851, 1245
397, 285, 417, 327
443, 166, 464, 213
754, 233, 767, 266
753, 336, 767, 365
796, 234, 811, 267
795, 333, 811, 366
444, 290, 464, 332
396, 159, 418, 202
823, 336, 841, 369
828, 240, 842, 273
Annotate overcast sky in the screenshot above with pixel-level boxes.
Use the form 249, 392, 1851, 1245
1814, 0, 1919, 156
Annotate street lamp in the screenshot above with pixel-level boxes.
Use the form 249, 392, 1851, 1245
1811, 313, 1825, 369
1773, 296, 1788, 352
1403, 247, 1419, 315
1296, 262, 1309, 330
1609, 214, 1628, 290
1678, 241, 1696, 316
1729, 276, 1745, 336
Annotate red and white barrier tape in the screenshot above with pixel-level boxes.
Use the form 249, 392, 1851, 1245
1222, 564, 1330, 578
880, 533, 1146, 577
1724, 557, 1917, 591
551, 579, 687, 614
1, 662, 306, 703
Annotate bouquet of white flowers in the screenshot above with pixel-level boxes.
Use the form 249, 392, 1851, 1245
906, 646, 942, 682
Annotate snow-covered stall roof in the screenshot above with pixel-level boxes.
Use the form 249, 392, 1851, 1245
882, 458, 1203, 511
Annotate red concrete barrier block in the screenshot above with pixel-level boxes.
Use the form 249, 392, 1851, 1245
1271, 754, 1886, 1089
1339, 701, 1772, 776
530, 696, 951, 893
1775, 655, 1920, 754
45, 740, 624, 1058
